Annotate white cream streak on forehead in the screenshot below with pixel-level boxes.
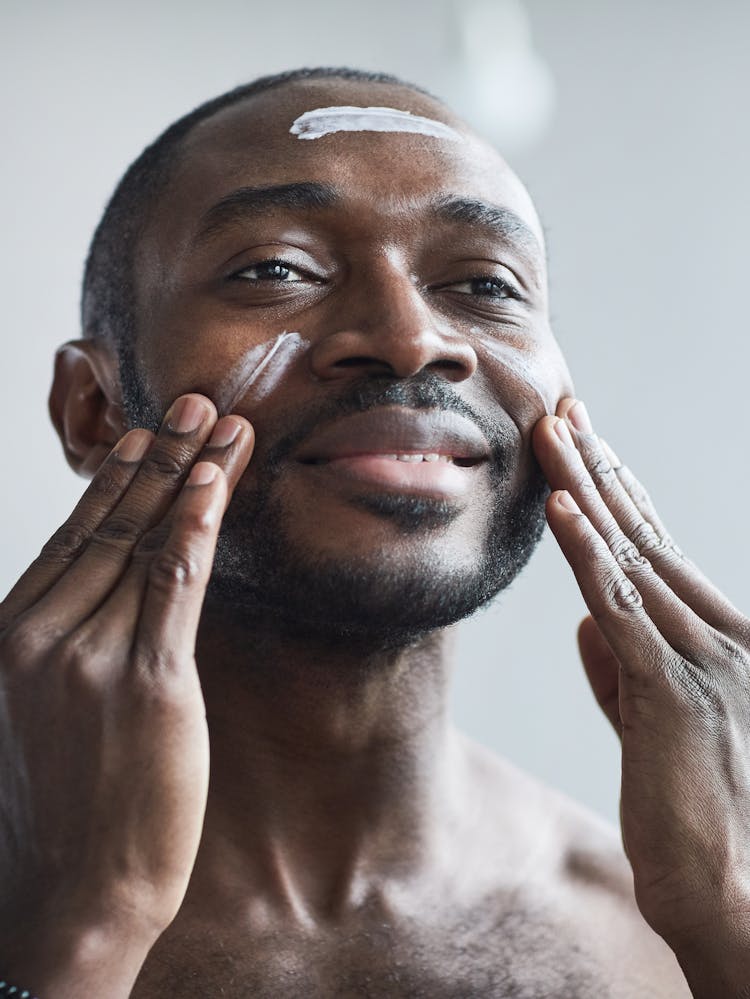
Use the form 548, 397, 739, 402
290, 106, 462, 142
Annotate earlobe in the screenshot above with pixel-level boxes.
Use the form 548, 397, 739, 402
49, 339, 127, 478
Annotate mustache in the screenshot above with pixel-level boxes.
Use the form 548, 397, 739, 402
261, 371, 512, 474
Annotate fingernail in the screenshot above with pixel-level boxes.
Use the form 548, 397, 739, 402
568, 400, 593, 434
167, 396, 209, 434
188, 462, 218, 485
208, 418, 241, 449
116, 430, 151, 462
599, 437, 622, 469
554, 418, 576, 448
557, 490, 580, 513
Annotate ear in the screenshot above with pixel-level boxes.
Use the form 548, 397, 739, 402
48, 339, 128, 478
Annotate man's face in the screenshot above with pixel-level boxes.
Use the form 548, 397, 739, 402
130, 79, 573, 645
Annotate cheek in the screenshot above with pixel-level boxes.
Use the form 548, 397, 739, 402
472, 329, 574, 425
216, 331, 309, 415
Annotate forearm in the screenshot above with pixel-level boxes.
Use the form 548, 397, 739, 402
2, 915, 157, 999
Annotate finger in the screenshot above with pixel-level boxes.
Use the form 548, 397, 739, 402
545, 484, 738, 686
534, 412, 743, 660
90, 421, 253, 648
0, 429, 153, 628
135, 461, 227, 667
556, 397, 745, 639
577, 615, 622, 738
28, 395, 219, 633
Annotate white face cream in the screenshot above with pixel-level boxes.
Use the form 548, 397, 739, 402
218, 332, 306, 414
290, 106, 462, 142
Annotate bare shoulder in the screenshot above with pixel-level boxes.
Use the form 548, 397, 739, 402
458, 734, 692, 997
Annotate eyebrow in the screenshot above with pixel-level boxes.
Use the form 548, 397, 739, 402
194, 181, 339, 244
193, 181, 544, 267
429, 195, 543, 262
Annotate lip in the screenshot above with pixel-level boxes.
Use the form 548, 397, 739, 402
294, 406, 492, 464
293, 407, 491, 498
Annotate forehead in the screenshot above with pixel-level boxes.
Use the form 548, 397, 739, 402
156, 80, 544, 245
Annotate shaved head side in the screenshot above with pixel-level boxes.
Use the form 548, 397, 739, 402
81, 67, 439, 426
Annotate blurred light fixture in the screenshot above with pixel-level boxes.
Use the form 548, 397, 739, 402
446, 0, 556, 153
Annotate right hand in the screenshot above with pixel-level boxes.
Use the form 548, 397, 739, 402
0, 394, 253, 978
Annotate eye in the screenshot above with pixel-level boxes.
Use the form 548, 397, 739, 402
233, 259, 308, 283
444, 276, 521, 299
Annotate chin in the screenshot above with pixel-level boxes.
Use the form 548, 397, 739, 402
205, 471, 549, 652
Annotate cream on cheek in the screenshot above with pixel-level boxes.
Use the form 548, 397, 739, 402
216, 331, 307, 415
467, 327, 570, 423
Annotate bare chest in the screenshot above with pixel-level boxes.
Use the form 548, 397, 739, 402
131, 905, 624, 999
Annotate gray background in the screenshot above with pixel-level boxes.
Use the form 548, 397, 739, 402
2, 0, 747, 827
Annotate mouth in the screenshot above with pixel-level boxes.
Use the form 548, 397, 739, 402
293, 407, 490, 498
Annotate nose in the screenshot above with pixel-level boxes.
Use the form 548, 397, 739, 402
308, 269, 478, 383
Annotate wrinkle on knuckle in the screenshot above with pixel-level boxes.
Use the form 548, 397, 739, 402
93, 514, 144, 548
712, 634, 750, 674
604, 573, 643, 613
664, 655, 723, 719
588, 455, 617, 489
611, 537, 651, 572
41, 522, 91, 563
89, 464, 126, 501
140, 450, 187, 483
629, 521, 664, 555
135, 526, 170, 560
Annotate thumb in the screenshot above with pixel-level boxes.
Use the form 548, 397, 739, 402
577, 615, 622, 739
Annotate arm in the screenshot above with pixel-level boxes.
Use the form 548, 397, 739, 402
0, 394, 253, 997
533, 398, 750, 999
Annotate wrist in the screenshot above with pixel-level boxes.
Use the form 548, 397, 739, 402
675, 940, 750, 999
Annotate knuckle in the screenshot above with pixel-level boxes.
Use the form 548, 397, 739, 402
140, 450, 187, 483
134, 525, 170, 560
712, 633, 750, 673
588, 454, 617, 489
41, 521, 92, 563
88, 462, 128, 502
93, 513, 144, 548
149, 549, 201, 591
611, 537, 651, 572
180, 505, 218, 534
663, 656, 722, 717
603, 573, 643, 613
0, 619, 44, 665
630, 521, 667, 556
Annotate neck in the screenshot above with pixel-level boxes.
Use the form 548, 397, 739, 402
189, 606, 464, 924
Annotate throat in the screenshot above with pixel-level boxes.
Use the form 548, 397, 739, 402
192, 614, 460, 920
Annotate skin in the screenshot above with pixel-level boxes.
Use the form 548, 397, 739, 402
1, 78, 747, 997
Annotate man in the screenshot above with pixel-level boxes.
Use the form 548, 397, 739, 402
1, 66, 747, 997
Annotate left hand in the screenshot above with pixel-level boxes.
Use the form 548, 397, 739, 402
532, 397, 750, 969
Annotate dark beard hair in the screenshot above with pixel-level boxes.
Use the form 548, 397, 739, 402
206, 466, 548, 652
119, 356, 549, 651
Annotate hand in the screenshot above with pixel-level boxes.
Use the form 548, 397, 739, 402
533, 398, 750, 978
0, 395, 253, 991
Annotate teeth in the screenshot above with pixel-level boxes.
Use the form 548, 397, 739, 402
386, 453, 454, 463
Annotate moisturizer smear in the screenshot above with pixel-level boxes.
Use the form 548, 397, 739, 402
218, 332, 306, 414
290, 106, 462, 143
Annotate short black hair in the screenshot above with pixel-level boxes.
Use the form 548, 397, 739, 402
81, 67, 436, 362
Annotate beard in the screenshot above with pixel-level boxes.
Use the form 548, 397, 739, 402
120, 352, 549, 651
207, 468, 548, 651
205, 376, 548, 650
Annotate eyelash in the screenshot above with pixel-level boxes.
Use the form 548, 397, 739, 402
231, 258, 522, 301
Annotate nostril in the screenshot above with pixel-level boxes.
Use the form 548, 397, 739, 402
333, 357, 395, 373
